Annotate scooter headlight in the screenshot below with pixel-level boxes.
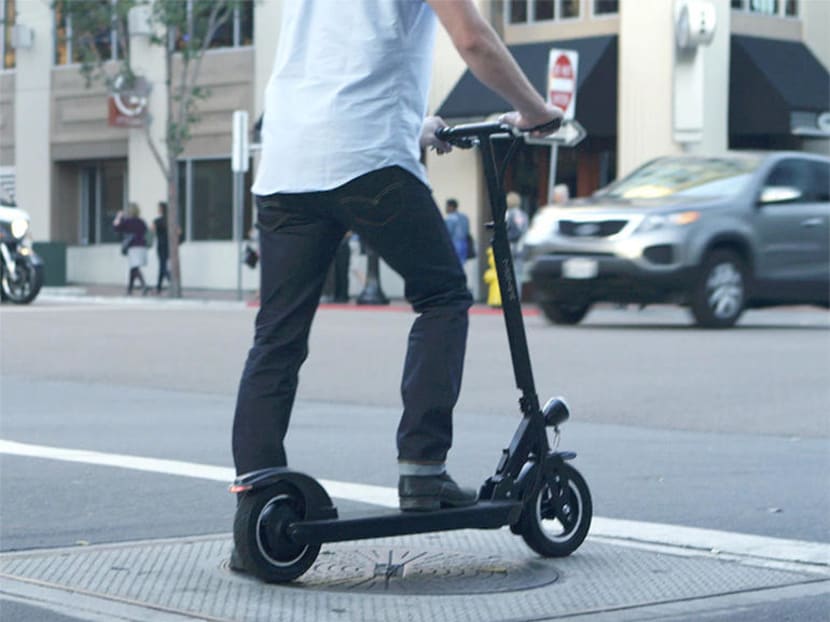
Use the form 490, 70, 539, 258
10, 218, 29, 239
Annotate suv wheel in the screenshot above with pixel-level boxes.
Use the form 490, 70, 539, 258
540, 302, 591, 325
690, 250, 747, 328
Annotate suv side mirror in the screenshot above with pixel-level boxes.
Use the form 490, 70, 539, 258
759, 185, 803, 205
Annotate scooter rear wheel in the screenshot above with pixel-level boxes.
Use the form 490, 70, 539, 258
233, 482, 320, 583
519, 463, 592, 557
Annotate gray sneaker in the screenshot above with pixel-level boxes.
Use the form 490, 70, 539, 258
399, 473, 478, 512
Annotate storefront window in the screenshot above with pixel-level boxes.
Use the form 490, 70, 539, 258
1, 0, 15, 69
508, 0, 582, 24
749, 0, 779, 14
191, 159, 233, 240
593, 0, 619, 15
508, 0, 528, 24
534, 0, 554, 21
176, 0, 254, 51
732, 0, 793, 15
54, 0, 124, 66
178, 158, 252, 241
79, 160, 126, 245
560, 0, 580, 18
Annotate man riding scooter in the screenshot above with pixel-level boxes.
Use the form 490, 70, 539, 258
231, 0, 563, 547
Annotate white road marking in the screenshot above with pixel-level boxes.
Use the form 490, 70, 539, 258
1, 438, 828, 568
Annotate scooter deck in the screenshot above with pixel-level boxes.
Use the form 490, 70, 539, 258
287, 500, 521, 545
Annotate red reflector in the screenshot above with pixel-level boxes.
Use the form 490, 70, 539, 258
229, 484, 252, 494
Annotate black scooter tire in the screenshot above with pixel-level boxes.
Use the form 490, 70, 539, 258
519, 463, 592, 557
233, 482, 320, 583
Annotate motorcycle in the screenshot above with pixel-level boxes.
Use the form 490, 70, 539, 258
0, 197, 44, 304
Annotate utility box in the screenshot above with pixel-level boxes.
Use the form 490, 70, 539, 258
33, 241, 67, 286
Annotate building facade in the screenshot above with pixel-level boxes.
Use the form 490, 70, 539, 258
1, 0, 828, 297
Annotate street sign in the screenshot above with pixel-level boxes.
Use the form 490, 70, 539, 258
108, 74, 149, 128
547, 49, 579, 120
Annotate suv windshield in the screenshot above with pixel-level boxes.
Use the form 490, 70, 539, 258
599, 156, 761, 200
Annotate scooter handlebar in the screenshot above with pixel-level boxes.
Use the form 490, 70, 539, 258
435, 117, 562, 148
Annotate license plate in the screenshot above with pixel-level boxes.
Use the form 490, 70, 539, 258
562, 258, 598, 279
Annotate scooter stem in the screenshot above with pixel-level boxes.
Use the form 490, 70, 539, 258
478, 137, 539, 415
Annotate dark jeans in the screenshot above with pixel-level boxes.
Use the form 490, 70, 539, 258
156, 250, 170, 291
232, 166, 473, 475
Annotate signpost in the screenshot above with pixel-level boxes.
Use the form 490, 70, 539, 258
546, 49, 578, 204
232, 110, 250, 302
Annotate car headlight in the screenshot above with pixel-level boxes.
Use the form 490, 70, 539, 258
524, 208, 560, 245
636, 211, 700, 233
10, 218, 29, 239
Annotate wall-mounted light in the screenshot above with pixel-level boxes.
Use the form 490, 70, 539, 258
675, 0, 717, 50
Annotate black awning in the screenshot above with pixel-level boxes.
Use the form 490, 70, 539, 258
730, 35, 830, 136
435, 35, 617, 138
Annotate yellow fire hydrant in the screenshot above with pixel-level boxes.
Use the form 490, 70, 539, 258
483, 246, 502, 308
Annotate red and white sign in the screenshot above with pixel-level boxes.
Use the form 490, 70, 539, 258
107, 74, 149, 128
547, 49, 579, 121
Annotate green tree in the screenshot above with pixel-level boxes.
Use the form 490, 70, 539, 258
55, 0, 244, 297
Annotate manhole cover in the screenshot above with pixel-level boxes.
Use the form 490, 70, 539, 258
292, 547, 559, 594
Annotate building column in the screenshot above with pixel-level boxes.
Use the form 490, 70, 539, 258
13, 0, 53, 240
685, 0, 730, 156
618, 0, 730, 176
617, 0, 679, 177
127, 20, 167, 221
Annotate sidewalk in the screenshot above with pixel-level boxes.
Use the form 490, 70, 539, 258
42, 284, 257, 304
38, 284, 539, 316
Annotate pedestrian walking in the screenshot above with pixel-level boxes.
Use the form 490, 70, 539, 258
152, 202, 172, 293
552, 183, 570, 205
444, 198, 470, 265
505, 191, 529, 292
113, 203, 150, 296
231, 0, 563, 530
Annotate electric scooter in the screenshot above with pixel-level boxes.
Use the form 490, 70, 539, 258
230, 120, 593, 583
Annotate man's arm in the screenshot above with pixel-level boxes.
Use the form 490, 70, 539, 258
426, 0, 561, 130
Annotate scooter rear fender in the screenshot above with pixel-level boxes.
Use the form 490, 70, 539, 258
230, 467, 338, 520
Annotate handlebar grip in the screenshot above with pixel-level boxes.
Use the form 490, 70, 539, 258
435, 127, 477, 149
523, 117, 563, 134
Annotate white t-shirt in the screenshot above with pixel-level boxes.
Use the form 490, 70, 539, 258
252, 0, 437, 195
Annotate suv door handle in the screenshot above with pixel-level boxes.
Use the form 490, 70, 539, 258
800, 217, 823, 228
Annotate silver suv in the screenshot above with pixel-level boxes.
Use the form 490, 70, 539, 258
524, 152, 830, 327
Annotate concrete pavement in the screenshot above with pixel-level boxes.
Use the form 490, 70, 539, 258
2, 288, 828, 621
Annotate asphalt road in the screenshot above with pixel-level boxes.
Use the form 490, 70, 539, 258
0, 299, 828, 620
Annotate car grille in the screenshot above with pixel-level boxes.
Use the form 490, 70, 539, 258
558, 219, 627, 238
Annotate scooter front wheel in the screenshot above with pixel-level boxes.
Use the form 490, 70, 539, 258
233, 482, 320, 583
519, 462, 592, 557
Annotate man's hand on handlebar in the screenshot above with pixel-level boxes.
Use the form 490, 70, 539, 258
420, 116, 453, 155
499, 104, 564, 137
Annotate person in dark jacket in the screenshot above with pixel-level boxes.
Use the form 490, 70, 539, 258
152, 202, 171, 293
113, 203, 149, 296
